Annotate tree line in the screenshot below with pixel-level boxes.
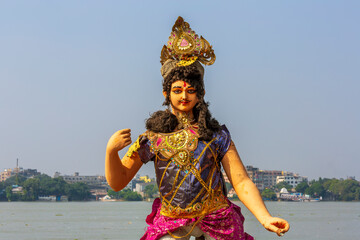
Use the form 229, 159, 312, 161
0, 174, 91, 201
295, 178, 360, 201
107, 177, 360, 202
260, 178, 360, 201
107, 184, 158, 201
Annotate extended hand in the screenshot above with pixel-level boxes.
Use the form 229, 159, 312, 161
262, 216, 290, 237
106, 129, 132, 153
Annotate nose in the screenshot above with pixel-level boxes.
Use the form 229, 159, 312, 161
181, 90, 187, 99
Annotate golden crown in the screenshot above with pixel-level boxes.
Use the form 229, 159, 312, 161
160, 16, 216, 67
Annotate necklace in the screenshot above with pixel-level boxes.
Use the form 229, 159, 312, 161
176, 112, 195, 129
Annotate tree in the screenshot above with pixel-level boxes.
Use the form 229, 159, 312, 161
355, 188, 360, 201
38, 175, 67, 196
37, 174, 53, 196
0, 182, 6, 201
275, 181, 292, 192
22, 178, 40, 201
295, 181, 309, 194
4, 175, 26, 186
123, 191, 143, 201
225, 182, 233, 194
6, 186, 13, 201
66, 182, 91, 201
306, 181, 325, 197
108, 189, 121, 199
261, 188, 277, 200
107, 188, 142, 201
144, 184, 158, 198
339, 179, 360, 201
326, 178, 342, 200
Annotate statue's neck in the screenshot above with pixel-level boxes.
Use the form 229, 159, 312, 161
173, 111, 196, 130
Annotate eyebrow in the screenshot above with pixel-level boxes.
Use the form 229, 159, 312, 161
172, 86, 195, 89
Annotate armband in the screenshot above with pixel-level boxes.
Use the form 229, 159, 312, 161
127, 137, 140, 158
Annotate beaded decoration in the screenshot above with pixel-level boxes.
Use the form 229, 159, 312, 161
160, 16, 216, 67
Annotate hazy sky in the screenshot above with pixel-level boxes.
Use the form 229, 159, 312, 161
1, 1, 359, 181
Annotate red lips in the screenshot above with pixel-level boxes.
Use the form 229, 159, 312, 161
179, 100, 191, 105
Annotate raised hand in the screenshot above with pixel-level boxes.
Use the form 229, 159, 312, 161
262, 216, 290, 237
106, 129, 132, 153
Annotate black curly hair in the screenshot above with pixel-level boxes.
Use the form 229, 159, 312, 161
145, 64, 221, 141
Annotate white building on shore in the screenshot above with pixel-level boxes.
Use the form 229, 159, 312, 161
276, 175, 308, 188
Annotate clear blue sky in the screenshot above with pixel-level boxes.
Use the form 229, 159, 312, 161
1, 1, 359, 180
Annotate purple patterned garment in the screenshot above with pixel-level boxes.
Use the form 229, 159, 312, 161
137, 125, 254, 240
140, 198, 254, 240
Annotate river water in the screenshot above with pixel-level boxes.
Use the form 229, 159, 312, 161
0, 201, 359, 240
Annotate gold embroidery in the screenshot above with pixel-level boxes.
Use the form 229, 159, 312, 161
146, 125, 228, 219
163, 170, 181, 198
146, 126, 198, 171
169, 171, 190, 204
158, 160, 172, 199
160, 186, 228, 219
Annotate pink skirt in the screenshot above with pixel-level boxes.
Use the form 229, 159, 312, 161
140, 198, 254, 240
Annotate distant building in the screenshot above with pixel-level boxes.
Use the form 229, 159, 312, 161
276, 175, 308, 188
227, 188, 236, 198
139, 175, 152, 183
245, 165, 308, 190
21, 169, 40, 178
11, 186, 23, 193
246, 165, 286, 190
222, 171, 230, 183
0, 168, 13, 182
125, 174, 155, 191
38, 195, 68, 201
135, 182, 153, 193
57, 172, 106, 186
0, 167, 40, 182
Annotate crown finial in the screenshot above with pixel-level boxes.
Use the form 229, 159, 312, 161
160, 16, 216, 66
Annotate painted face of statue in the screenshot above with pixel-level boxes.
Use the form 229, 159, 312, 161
167, 80, 199, 114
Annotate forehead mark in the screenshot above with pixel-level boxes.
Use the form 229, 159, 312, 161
183, 82, 187, 88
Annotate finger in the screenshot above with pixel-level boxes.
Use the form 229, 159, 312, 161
121, 129, 131, 134
122, 135, 132, 142
265, 223, 280, 235
282, 221, 290, 232
124, 139, 132, 146
277, 223, 289, 237
121, 132, 131, 138
273, 219, 290, 232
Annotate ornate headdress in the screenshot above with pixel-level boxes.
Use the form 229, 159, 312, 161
160, 17, 216, 79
